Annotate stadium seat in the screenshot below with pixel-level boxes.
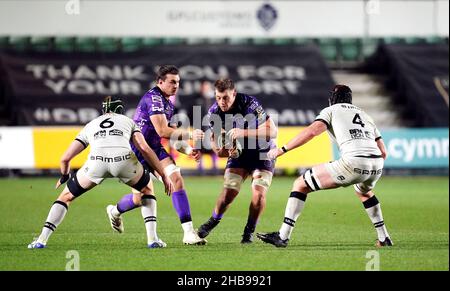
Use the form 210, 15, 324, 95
120, 37, 142, 52
142, 37, 163, 47
162, 37, 184, 45
227, 38, 251, 45
30, 36, 53, 52
8, 36, 30, 51
318, 38, 338, 62
0, 36, 8, 49
405, 37, 426, 44
97, 37, 120, 52
207, 38, 227, 45
340, 38, 362, 62
273, 38, 292, 45
252, 38, 272, 45
293, 37, 316, 46
382, 37, 405, 44
54, 37, 75, 52
425, 36, 447, 44
75, 37, 97, 52
186, 38, 208, 45
362, 38, 381, 59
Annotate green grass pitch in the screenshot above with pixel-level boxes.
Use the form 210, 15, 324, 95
0, 176, 448, 270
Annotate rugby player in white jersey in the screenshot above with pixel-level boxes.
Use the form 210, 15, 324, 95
257, 85, 393, 248
28, 96, 173, 249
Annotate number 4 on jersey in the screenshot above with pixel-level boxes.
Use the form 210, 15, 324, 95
352, 113, 365, 127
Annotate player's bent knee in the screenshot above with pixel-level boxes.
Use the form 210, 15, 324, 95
292, 177, 308, 192
165, 164, 184, 189
164, 164, 181, 177
67, 174, 88, 198
138, 185, 153, 195
302, 169, 322, 192
224, 172, 243, 191
354, 184, 372, 196
57, 189, 76, 204
131, 187, 142, 195
251, 171, 273, 190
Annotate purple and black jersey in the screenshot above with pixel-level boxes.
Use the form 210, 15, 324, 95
207, 93, 276, 172
131, 86, 175, 163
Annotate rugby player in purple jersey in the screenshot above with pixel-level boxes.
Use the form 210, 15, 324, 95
106, 65, 207, 245
197, 78, 278, 243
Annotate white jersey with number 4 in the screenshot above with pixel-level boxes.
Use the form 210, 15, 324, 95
315, 104, 382, 159
76, 113, 140, 151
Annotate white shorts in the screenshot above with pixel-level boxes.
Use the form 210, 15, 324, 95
324, 156, 384, 194
79, 149, 143, 185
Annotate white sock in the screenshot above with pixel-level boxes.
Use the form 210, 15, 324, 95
363, 196, 390, 241
38, 201, 68, 244
279, 192, 307, 240
181, 221, 194, 234
141, 195, 158, 243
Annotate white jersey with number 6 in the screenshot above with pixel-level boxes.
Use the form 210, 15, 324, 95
76, 113, 140, 150
75, 113, 143, 184
315, 104, 382, 159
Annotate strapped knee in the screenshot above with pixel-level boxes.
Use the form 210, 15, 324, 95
302, 169, 321, 192
132, 169, 151, 192
164, 164, 181, 177
67, 173, 88, 197
252, 170, 273, 190
223, 172, 243, 191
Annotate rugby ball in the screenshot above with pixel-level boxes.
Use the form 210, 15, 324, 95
217, 132, 242, 158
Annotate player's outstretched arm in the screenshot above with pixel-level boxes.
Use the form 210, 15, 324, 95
131, 132, 173, 195
56, 140, 86, 189
268, 120, 327, 159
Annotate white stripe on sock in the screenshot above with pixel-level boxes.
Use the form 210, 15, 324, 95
365, 203, 390, 241
38, 202, 67, 244
141, 199, 158, 243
